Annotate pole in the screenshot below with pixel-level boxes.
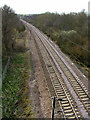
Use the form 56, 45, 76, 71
51, 96, 55, 120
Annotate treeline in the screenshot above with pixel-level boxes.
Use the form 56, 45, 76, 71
22, 11, 89, 68
2, 5, 25, 55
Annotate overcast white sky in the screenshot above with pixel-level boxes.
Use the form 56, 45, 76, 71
0, 0, 89, 14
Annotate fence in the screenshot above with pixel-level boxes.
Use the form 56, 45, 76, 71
2, 57, 10, 80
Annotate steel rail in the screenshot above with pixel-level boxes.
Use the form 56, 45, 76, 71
31, 31, 66, 119
34, 27, 90, 115
36, 28, 89, 94
21, 20, 90, 119
36, 31, 90, 114
32, 30, 81, 119
31, 28, 89, 119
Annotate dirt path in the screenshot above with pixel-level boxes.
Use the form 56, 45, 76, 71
28, 31, 52, 118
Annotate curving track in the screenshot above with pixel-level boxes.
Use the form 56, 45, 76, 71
21, 19, 90, 119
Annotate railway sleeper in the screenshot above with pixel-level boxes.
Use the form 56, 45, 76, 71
58, 96, 67, 99
57, 92, 66, 95
53, 83, 61, 85
72, 83, 79, 86
76, 88, 84, 91
79, 92, 86, 95
83, 102, 90, 105
54, 83, 62, 86
65, 112, 75, 117
63, 106, 72, 110
61, 101, 69, 104
65, 116, 76, 119
55, 86, 62, 89
55, 88, 63, 91
53, 82, 61, 84
55, 86, 63, 89
57, 92, 65, 95
64, 109, 73, 113
70, 80, 76, 82
57, 93, 66, 96
84, 101, 90, 105
75, 86, 82, 89
55, 87, 63, 90
57, 95, 66, 98
81, 97, 89, 101
61, 103, 70, 107
80, 95, 88, 98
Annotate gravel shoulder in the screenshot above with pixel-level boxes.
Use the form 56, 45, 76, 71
28, 31, 52, 118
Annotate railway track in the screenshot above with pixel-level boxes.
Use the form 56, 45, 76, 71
21, 20, 90, 119
32, 30, 82, 119
36, 29, 90, 111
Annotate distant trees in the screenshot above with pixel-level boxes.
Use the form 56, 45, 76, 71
2, 5, 25, 53
22, 11, 88, 67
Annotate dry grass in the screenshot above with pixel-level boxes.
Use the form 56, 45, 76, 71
15, 39, 26, 52
15, 31, 30, 52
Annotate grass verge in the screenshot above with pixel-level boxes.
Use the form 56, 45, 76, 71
2, 30, 33, 118
2, 52, 24, 118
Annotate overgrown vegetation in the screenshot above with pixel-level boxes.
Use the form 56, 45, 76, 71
22, 11, 89, 70
2, 52, 24, 118
2, 5, 33, 118
2, 28, 33, 118
2, 5, 25, 56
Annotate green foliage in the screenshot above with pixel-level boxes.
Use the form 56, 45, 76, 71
16, 21, 25, 33
2, 53, 24, 118
2, 30, 33, 118
2, 5, 25, 53
22, 12, 88, 67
